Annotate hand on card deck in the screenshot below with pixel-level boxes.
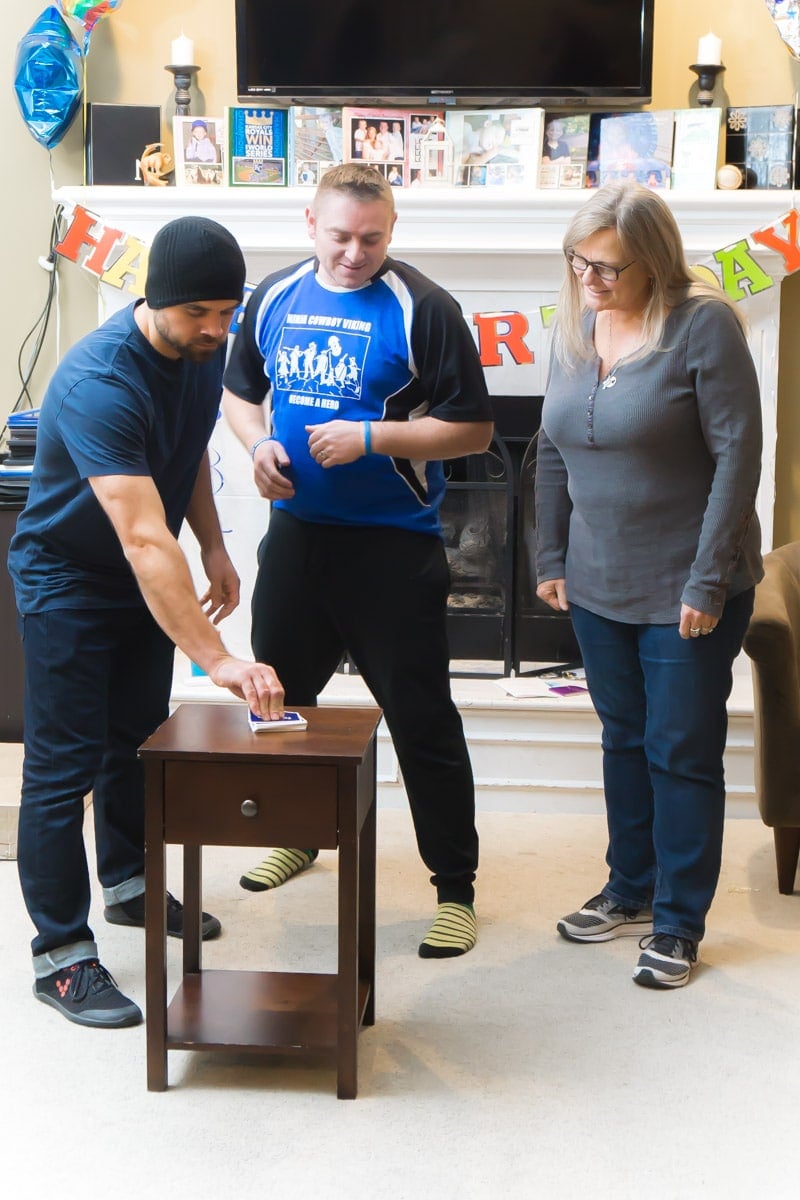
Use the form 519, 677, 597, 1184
248, 709, 308, 733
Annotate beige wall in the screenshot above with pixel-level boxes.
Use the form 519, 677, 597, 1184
3, 0, 800, 540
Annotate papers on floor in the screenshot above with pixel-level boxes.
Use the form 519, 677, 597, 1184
495, 663, 588, 699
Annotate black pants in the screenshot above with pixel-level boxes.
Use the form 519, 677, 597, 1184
251, 510, 478, 904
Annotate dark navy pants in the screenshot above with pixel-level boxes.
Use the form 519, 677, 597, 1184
569, 589, 754, 942
251, 509, 478, 904
17, 606, 173, 963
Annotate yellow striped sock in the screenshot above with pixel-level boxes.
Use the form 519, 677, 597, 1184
418, 902, 477, 958
239, 848, 318, 892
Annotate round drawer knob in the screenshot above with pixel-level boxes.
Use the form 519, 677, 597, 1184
240, 798, 258, 818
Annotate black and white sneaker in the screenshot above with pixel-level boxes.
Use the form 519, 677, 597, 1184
557, 893, 653, 943
34, 959, 142, 1028
104, 890, 222, 941
633, 934, 698, 989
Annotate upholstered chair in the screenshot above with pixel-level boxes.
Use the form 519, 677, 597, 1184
742, 540, 800, 894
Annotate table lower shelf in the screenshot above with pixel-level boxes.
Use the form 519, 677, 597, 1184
165, 969, 372, 1055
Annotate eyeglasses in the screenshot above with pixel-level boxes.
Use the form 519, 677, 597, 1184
566, 250, 635, 283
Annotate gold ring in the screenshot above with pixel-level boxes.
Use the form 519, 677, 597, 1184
690, 627, 700, 636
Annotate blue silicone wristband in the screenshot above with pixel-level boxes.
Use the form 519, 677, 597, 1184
250, 435, 272, 460
363, 420, 372, 456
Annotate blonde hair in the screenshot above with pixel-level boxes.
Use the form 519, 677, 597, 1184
553, 180, 745, 369
314, 162, 395, 209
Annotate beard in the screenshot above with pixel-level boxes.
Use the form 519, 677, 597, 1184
152, 312, 225, 363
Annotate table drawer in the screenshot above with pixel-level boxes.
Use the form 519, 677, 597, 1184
163, 763, 339, 848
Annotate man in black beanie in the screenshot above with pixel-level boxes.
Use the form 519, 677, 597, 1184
8, 216, 285, 1030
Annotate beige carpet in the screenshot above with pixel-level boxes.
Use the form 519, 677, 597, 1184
1, 805, 799, 1199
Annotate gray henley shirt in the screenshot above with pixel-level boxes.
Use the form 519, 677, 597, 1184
535, 295, 763, 623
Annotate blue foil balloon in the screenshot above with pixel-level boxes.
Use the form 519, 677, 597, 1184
13, 6, 83, 150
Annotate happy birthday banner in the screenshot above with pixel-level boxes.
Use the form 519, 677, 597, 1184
55, 201, 800, 367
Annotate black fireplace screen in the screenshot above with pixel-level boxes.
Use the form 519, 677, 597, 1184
442, 395, 580, 676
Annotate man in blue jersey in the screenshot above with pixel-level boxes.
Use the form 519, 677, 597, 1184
8, 217, 285, 1029
223, 163, 494, 958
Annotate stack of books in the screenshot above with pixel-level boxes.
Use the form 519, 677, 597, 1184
0, 409, 39, 506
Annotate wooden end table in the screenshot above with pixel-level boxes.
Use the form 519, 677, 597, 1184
140, 702, 381, 1099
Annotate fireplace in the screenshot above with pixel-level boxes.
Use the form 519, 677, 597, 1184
442, 395, 579, 675
54, 185, 783, 675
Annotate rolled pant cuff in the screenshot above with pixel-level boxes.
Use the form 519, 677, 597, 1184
102, 873, 145, 906
436, 885, 475, 906
33, 940, 99, 979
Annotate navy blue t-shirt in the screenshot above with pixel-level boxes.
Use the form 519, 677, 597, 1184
9, 303, 225, 612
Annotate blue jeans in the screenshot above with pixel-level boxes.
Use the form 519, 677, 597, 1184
569, 589, 754, 943
17, 606, 174, 970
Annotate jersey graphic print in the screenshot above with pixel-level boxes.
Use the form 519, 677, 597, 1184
275, 316, 367, 409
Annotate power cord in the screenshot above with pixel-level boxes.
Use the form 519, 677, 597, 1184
11, 210, 61, 415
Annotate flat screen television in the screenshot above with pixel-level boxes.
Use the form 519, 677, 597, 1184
235, 0, 655, 108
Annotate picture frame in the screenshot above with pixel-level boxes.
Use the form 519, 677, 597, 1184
446, 108, 543, 188
227, 106, 288, 187
342, 107, 409, 169
289, 106, 343, 186
172, 115, 226, 187
598, 110, 675, 190
537, 113, 591, 189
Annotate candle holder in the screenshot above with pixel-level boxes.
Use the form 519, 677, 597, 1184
165, 64, 200, 117
689, 63, 725, 107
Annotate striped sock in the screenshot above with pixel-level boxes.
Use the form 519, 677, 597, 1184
239, 848, 318, 892
418, 902, 477, 959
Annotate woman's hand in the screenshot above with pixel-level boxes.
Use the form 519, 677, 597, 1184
679, 603, 719, 640
536, 578, 569, 612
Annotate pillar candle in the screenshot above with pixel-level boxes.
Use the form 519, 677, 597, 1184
170, 33, 195, 66
696, 32, 722, 65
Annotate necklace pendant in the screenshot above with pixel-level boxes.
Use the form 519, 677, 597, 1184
602, 374, 617, 389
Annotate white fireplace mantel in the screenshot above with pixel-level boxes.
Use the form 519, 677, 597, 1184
54, 184, 792, 566
53, 183, 796, 255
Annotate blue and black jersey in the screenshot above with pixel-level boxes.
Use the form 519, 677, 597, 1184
224, 255, 492, 535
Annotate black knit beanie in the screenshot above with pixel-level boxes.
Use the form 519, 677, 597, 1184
145, 216, 246, 309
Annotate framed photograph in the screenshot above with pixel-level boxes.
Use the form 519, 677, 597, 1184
289, 106, 343, 185
227, 107, 288, 187
537, 113, 591, 189
446, 108, 543, 188
598, 110, 675, 190
172, 116, 226, 186
342, 107, 409, 167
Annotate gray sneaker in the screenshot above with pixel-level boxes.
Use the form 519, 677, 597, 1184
633, 934, 698, 989
557, 892, 653, 943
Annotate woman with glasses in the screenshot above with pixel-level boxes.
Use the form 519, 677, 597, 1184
535, 181, 763, 989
